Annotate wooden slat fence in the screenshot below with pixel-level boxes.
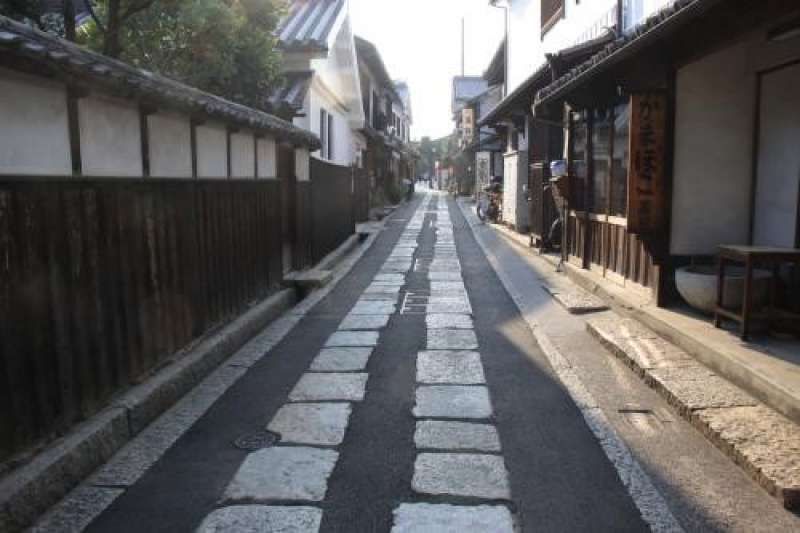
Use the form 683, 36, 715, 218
353, 168, 370, 223
310, 159, 355, 263
0, 177, 283, 461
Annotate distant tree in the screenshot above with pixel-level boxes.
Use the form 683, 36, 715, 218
81, 0, 287, 110
0, 0, 42, 24
418, 136, 435, 176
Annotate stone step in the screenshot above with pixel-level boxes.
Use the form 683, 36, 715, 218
587, 315, 800, 510
542, 284, 609, 314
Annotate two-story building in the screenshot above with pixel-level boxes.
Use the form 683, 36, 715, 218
483, 0, 800, 424
451, 42, 506, 204
270, 0, 364, 167
355, 35, 414, 202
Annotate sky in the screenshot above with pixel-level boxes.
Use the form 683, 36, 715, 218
349, 0, 506, 141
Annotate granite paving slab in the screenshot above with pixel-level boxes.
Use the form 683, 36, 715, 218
694, 405, 800, 509
289, 373, 369, 402
414, 421, 501, 452
268, 403, 352, 446
414, 385, 493, 419
426, 313, 474, 330
310, 347, 373, 372
223, 447, 338, 502
428, 272, 463, 281
426, 302, 472, 314
349, 301, 397, 315
196, 506, 322, 533
391, 503, 514, 533
543, 284, 608, 314
412, 453, 511, 500
587, 317, 693, 373
374, 274, 406, 283
646, 365, 758, 414
427, 329, 478, 350
338, 314, 392, 331
417, 351, 485, 384
365, 283, 403, 292
325, 331, 380, 347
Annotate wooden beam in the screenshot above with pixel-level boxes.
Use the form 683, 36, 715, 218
66, 86, 84, 175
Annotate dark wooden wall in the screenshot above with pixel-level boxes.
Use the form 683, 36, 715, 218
310, 159, 356, 264
566, 212, 655, 290
0, 177, 284, 462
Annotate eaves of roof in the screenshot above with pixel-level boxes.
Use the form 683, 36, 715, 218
277, 0, 345, 53
535, 0, 721, 107
0, 16, 321, 150
478, 31, 616, 128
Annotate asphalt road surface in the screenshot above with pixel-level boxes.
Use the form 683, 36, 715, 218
34, 190, 800, 532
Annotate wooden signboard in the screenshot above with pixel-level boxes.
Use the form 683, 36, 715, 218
462, 108, 475, 144
627, 92, 667, 234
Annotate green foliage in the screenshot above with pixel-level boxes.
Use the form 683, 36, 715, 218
0, 0, 42, 24
80, 0, 287, 110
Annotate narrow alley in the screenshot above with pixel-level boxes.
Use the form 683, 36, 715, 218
25, 191, 798, 532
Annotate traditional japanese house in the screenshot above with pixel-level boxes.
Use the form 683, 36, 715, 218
534, 0, 800, 311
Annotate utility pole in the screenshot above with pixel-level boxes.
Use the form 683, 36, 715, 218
461, 17, 465, 76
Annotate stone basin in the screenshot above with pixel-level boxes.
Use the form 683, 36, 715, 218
675, 265, 771, 314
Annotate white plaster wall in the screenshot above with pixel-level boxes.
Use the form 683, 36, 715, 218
309, 87, 354, 166
0, 69, 71, 175
79, 95, 142, 177
310, 15, 364, 128
503, 152, 519, 226
196, 123, 228, 178
670, 42, 754, 255
230, 131, 255, 178
503, 150, 529, 231
257, 137, 277, 178
148, 112, 192, 178
508, 0, 666, 96
295, 148, 310, 181
752, 63, 800, 247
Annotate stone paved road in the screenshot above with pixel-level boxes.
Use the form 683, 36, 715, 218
35, 192, 651, 532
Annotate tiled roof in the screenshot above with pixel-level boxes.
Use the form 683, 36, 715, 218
277, 0, 345, 52
536, 0, 709, 105
0, 16, 320, 149
268, 71, 313, 115
478, 31, 614, 127
355, 35, 399, 100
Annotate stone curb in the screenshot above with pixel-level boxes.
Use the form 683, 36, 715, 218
0, 217, 391, 532
0, 289, 296, 532
587, 316, 800, 510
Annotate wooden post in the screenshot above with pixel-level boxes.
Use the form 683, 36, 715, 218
66, 87, 84, 175
583, 110, 593, 270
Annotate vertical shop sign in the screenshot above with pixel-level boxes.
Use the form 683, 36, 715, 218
628, 93, 666, 233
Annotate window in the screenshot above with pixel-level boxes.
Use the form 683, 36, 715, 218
611, 103, 630, 216
327, 113, 334, 161
591, 109, 611, 213
319, 108, 334, 161
319, 109, 328, 159
570, 112, 588, 211
541, 0, 564, 35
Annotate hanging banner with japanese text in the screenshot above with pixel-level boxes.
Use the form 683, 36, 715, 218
627, 92, 667, 234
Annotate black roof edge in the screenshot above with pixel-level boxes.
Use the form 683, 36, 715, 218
478, 30, 619, 128
535, 0, 720, 108
0, 15, 321, 150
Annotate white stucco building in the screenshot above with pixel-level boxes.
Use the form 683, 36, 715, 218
273, 0, 365, 167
